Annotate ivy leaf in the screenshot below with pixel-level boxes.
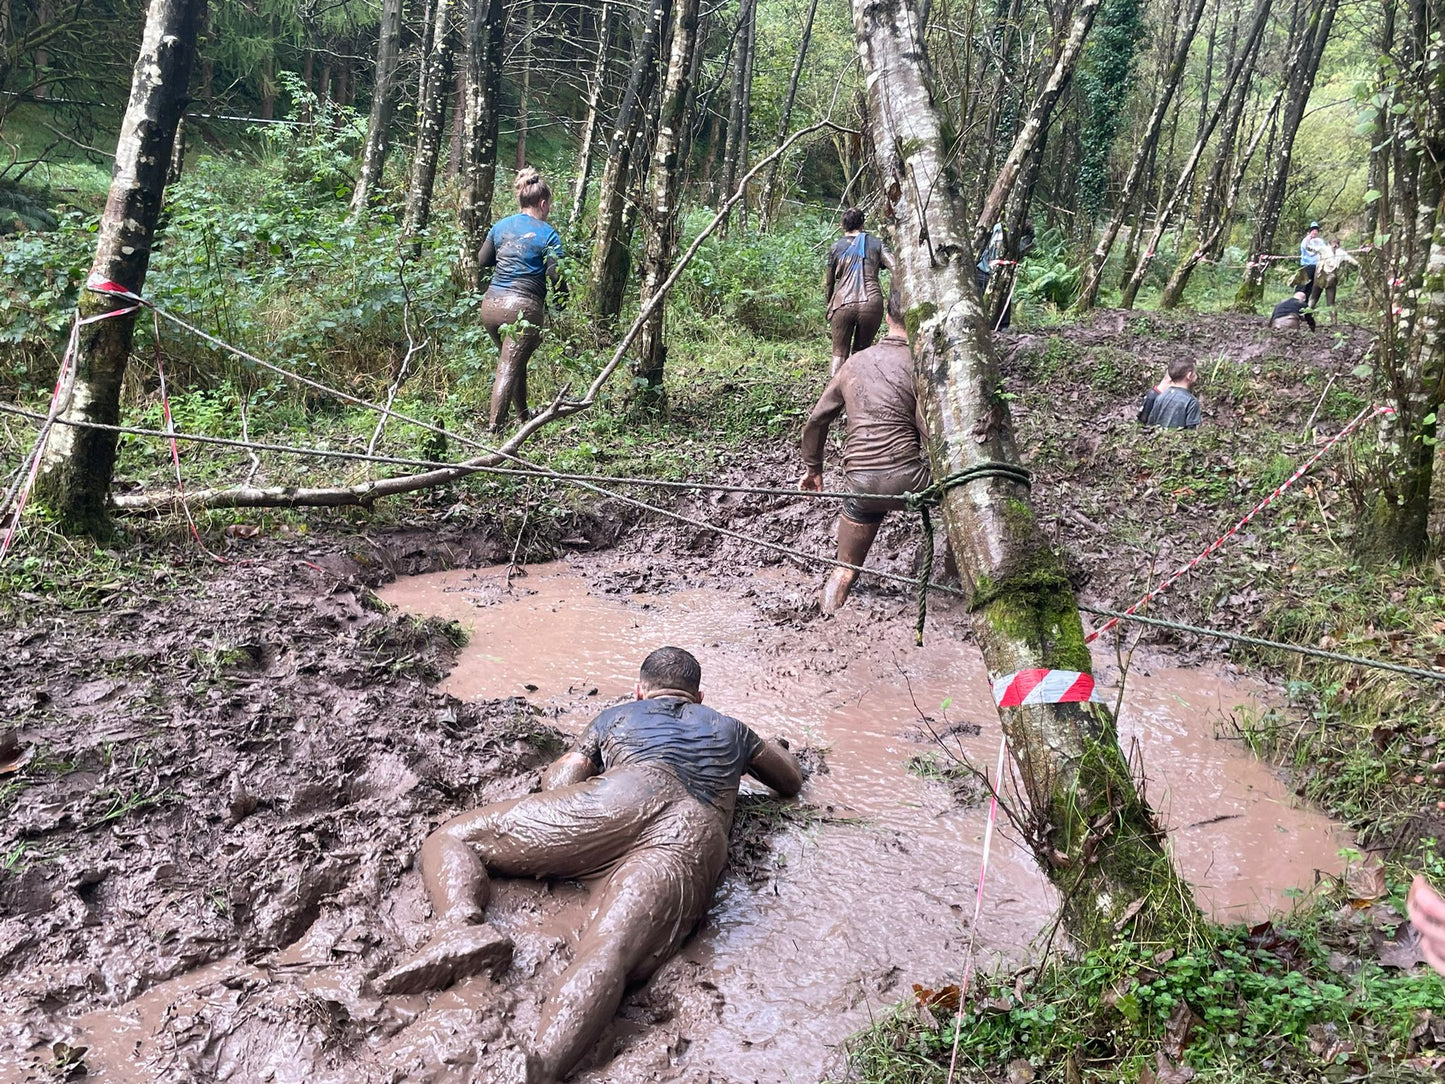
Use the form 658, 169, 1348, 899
1363, 189, 1383, 203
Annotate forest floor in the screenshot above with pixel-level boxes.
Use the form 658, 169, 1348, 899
2, 308, 1444, 1083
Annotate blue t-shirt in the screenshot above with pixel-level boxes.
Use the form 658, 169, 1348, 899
486, 213, 562, 296
1300, 236, 1320, 266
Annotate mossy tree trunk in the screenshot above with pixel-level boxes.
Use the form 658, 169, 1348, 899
853, 0, 1196, 949
35, 0, 205, 539
401, 0, 456, 255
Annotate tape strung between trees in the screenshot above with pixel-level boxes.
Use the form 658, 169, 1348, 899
850, 0, 1196, 949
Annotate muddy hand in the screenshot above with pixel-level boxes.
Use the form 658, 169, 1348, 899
375, 922, 514, 995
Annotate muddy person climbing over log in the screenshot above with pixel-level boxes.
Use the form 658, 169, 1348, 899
376, 646, 801, 1082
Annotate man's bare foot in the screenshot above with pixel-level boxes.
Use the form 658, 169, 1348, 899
375, 922, 514, 995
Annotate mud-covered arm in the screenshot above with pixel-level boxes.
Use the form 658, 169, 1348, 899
541, 720, 603, 789
800, 377, 846, 477
746, 738, 803, 798
824, 250, 838, 306
478, 232, 497, 270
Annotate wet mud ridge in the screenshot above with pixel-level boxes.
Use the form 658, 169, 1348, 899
0, 311, 1369, 1082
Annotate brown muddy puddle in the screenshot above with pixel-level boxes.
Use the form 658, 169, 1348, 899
372, 562, 1349, 1081
54, 560, 1351, 1084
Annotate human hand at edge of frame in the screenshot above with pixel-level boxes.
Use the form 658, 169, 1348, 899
1407, 876, 1445, 976
798, 471, 823, 492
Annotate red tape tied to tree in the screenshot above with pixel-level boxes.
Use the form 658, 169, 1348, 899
992, 668, 1111, 707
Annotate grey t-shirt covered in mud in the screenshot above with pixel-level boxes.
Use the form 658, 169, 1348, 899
575, 698, 766, 808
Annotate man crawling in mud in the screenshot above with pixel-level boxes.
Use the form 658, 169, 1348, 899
376, 646, 803, 1082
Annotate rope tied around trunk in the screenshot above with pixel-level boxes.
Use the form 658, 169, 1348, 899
905, 461, 1032, 645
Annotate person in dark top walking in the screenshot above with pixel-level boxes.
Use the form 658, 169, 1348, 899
800, 285, 931, 612
479, 167, 565, 432
825, 207, 895, 374
376, 646, 801, 1083
1269, 289, 1316, 331
1137, 358, 1202, 429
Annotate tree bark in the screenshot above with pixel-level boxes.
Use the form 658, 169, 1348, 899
35, 0, 206, 538
853, 0, 1194, 948
457, 0, 508, 291
514, 0, 533, 170
351, 0, 405, 214
973, 0, 1102, 257
1367, 0, 1444, 559
567, 0, 616, 233
759, 0, 820, 228
1073, 0, 1209, 312
587, 0, 672, 324
634, 0, 703, 403
718, 0, 756, 223
1119, 0, 1272, 308
1232, 0, 1341, 309
401, 0, 458, 253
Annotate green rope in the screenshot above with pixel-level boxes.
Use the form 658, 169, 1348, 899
909, 460, 1031, 645
916, 505, 935, 646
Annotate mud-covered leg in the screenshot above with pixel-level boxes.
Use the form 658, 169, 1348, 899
376, 810, 514, 995
490, 341, 519, 432
531, 852, 709, 1083
822, 515, 882, 614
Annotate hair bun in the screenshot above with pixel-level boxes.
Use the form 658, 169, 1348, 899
513, 165, 551, 208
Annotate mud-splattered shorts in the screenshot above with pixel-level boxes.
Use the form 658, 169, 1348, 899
829, 299, 884, 359
841, 462, 931, 525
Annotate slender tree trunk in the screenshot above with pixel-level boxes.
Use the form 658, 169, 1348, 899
1074, 0, 1209, 311
447, 69, 465, 176
457, 0, 508, 291
567, 0, 615, 233
1368, 0, 1396, 239
973, 0, 1101, 255
36, 0, 206, 538
719, 0, 756, 221
634, 0, 703, 403
402, 0, 458, 253
1232, 0, 1342, 308
1159, 79, 1282, 307
1120, 0, 1272, 308
852, 0, 1194, 948
588, 0, 672, 323
515, 0, 534, 169
1367, 0, 1444, 558
759, 0, 820, 228
351, 0, 405, 214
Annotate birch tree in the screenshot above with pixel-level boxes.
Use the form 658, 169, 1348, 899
567, 0, 616, 233
36, 0, 206, 537
852, 0, 1195, 947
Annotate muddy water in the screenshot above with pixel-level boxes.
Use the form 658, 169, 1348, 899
370, 562, 1350, 1083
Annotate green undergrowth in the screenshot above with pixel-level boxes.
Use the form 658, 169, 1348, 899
843, 864, 1445, 1083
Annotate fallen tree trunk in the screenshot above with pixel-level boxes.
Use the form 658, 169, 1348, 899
853, 0, 1195, 949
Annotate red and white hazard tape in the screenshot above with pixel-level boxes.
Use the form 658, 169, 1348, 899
992, 668, 1111, 707
1084, 402, 1395, 644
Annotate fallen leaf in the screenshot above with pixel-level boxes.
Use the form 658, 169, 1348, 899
1379, 924, 1426, 970
1006, 1058, 1035, 1084
224, 523, 262, 539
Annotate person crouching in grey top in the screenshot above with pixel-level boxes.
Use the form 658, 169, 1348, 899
1138, 358, 1202, 429
375, 646, 802, 1083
